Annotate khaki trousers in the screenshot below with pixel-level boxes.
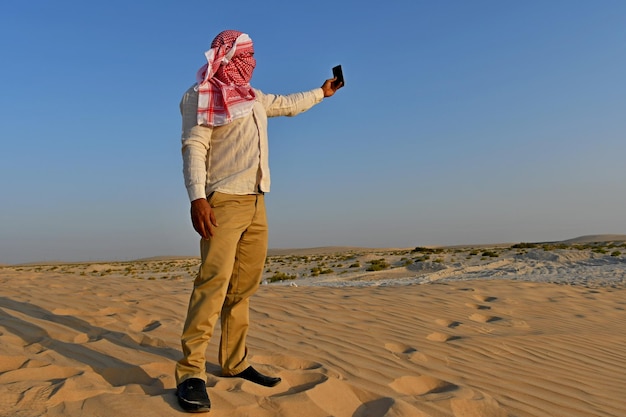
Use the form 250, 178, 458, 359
175, 192, 268, 384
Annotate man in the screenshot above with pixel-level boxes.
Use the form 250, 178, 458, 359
175, 30, 342, 412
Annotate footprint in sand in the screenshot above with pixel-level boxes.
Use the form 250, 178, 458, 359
468, 313, 500, 323
384, 342, 429, 362
270, 373, 406, 417
251, 354, 348, 382
465, 303, 491, 310
141, 321, 162, 332
384, 342, 417, 355
472, 295, 497, 303
511, 319, 531, 329
450, 388, 508, 417
138, 334, 169, 348
426, 332, 459, 342
277, 372, 329, 395
435, 319, 461, 328
389, 375, 457, 396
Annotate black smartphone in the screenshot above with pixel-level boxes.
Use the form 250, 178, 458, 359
332, 65, 344, 87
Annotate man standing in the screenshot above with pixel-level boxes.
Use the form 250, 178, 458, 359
175, 30, 342, 412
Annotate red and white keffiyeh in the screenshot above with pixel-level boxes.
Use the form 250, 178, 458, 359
195, 30, 257, 126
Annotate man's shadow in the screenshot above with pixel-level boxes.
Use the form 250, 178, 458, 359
0, 296, 183, 399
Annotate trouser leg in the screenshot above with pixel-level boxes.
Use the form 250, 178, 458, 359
220, 194, 268, 375
175, 193, 267, 384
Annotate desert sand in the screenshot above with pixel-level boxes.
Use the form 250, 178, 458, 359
1, 236, 626, 416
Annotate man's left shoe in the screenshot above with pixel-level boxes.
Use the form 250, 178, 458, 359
228, 366, 281, 387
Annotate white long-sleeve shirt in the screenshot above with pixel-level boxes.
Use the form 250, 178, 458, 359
180, 86, 324, 202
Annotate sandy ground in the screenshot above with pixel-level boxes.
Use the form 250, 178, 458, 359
1, 237, 626, 416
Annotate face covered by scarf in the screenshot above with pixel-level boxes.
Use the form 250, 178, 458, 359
196, 30, 257, 127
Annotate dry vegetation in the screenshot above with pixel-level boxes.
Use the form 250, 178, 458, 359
4, 240, 625, 287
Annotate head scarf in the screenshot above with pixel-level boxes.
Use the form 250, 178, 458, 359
195, 30, 256, 126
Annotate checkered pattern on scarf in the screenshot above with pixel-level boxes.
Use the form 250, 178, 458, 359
196, 30, 256, 126
212, 30, 255, 85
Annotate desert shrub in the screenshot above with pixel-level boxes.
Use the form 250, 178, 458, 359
481, 251, 499, 258
412, 247, 443, 254
593, 248, 608, 254
366, 258, 390, 271
542, 243, 569, 251
610, 251, 621, 257
310, 266, 333, 276
390, 250, 412, 256
349, 262, 360, 268
511, 243, 538, 249
267, 271, 296, 283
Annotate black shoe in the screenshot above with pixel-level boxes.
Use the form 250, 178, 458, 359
229, 366, 282, 387
176, 378, 211, 413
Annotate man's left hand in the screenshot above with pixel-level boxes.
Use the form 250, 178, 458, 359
321, 78, 343, 97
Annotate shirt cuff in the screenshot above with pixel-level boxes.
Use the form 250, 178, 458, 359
187, 184, 207, 202
314, 88, 324, 102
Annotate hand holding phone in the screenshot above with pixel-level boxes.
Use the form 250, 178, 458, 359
321, 65, 344, 97
332, 65, 344, 88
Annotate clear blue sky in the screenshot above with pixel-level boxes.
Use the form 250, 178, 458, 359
1, 1, 625, 264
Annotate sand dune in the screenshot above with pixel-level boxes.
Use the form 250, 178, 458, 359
1, 239, 626, 416
560, 234, 626, 244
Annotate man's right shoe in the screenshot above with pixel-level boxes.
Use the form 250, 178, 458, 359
176, 378, 211, 413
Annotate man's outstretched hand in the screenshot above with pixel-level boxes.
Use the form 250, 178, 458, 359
321, 78, 343, 97
190, 198, 218, 239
